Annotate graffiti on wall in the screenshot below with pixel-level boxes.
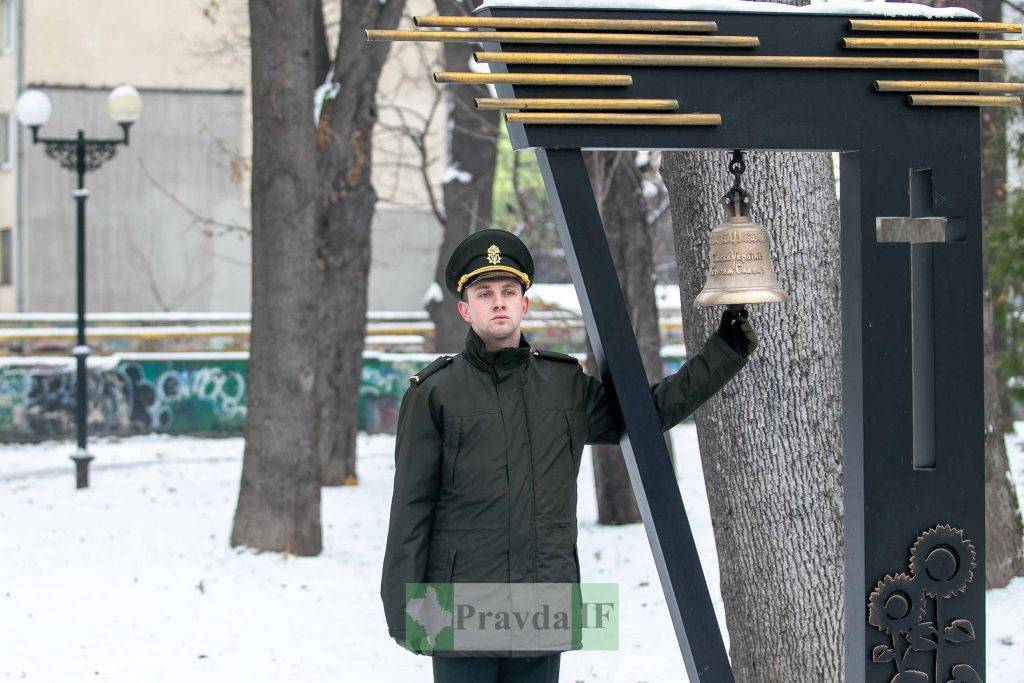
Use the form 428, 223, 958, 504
0, 357, 248, 442
360, 355, 426, 435
0, 352, 688, 443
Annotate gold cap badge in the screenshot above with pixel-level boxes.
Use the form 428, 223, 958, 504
486, 244, 501, 265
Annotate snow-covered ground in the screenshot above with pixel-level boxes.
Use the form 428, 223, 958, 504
1, 426, 1021, 681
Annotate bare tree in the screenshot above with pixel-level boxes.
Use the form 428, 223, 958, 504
422, 0, 502, 353
373, 49, 573, 318
314, 0, 408, 487
662, 147, 845, 678
506, 135, 565, 282
132, 156, 250, 310
374, 62, 447, 223
230, 0, 322, 555
581, 150, 676, 525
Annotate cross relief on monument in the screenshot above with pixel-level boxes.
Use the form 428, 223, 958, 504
876, 168, 965, 470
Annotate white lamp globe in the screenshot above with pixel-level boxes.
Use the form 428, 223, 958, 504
107, 85, 142, 125
15, 90, 52, 127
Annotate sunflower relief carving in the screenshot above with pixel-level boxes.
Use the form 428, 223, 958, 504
867, 525, 980, 683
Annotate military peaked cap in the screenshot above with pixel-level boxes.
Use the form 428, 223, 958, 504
444, 228, 534, 299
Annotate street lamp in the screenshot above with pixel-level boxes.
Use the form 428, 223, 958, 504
15, 85, 142, 489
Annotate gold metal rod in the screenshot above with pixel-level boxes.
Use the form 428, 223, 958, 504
366, 29, 758, 48
504, 111, 721, 125
844, 37, 1024, 50
907, 94, 1023, 106
475, 97, 679, 110
433, 72, 633, 86
474, 51, 1004, 70
412, 15, 719, 33
874, 79, 1024, 93
848, 19, 1023, 34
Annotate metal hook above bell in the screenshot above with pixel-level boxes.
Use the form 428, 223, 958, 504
695, 151, 788, 307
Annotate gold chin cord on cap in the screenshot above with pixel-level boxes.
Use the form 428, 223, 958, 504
694, 149, 788, 309
456, 265, 532, 293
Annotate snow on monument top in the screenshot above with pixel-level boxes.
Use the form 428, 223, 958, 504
475, 0, 980, 21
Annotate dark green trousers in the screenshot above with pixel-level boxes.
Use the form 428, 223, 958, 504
431, 654, 561, 683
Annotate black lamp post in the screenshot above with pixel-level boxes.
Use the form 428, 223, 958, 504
15, 86, 142, 489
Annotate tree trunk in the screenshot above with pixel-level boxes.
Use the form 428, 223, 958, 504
974, 0, 1024, 589
582, 150, 673, 525
581, 335, 639, 524
975, 0, 1024, 587
984, 261, 1024, 586
315, 0, 407, 486
230, 0, 322, 555
978, 9, 1024, 586
662, 149, 844, 678
426, 0, 502, 353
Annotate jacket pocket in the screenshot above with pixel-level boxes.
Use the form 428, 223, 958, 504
442, 417, 462, 488
564, 410, 587, 477
572, 542, 581, 584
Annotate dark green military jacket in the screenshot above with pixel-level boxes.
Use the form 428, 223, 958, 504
380, 325, 746, 657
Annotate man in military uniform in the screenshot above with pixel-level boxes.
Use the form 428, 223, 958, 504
381, 228, 756, 682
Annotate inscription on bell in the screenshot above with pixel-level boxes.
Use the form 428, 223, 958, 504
695, 219, 788, 307
712, 251, 762, 262
709, 229, 769, 245
710, 249, 767, 275
710, 262, 766, 277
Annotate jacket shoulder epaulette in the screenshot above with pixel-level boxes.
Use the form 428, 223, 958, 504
531, 348, 582, 366
409, 355, 454, 384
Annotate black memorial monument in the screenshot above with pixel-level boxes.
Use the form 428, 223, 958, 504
367, 2, 1008, 679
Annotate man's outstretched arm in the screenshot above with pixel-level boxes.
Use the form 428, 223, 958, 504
584, 309, 757, 443
380, 382, 443, 651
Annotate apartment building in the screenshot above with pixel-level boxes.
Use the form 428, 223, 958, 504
0, 0, 445, 313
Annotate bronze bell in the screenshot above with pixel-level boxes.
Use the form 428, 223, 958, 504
695, 151, 788, 307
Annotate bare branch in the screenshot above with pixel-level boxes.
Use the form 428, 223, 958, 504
137, 157, 251, 236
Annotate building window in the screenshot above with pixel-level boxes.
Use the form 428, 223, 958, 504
1, 0, 12, 54
0, 113, 9, 168
0, 228, 12, 286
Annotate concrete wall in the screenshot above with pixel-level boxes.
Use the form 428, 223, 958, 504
20, 0, 447, 210
21, 86, 251, 312
24, 0, 243, 90
19, 84, 445, 314
8, 0, 449, 314
369, 205, 444, 312
0, 0, 18, 312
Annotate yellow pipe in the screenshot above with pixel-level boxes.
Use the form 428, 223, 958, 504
434, 72, 632, 86
475, 97, 678, 110
907, 94, 1023, 106
848, 19, 1023, 34
412, 15, 718, 33
474, 51, 1004, 71
504, 111, 721, 125
844, 37, 1024, 50
874, 80, 1024, 93
366, 29, 758, 48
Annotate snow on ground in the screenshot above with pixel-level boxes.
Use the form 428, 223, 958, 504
1, 426, 1022, 681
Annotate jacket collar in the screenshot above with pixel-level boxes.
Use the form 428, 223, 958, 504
462, 325, 532, 379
